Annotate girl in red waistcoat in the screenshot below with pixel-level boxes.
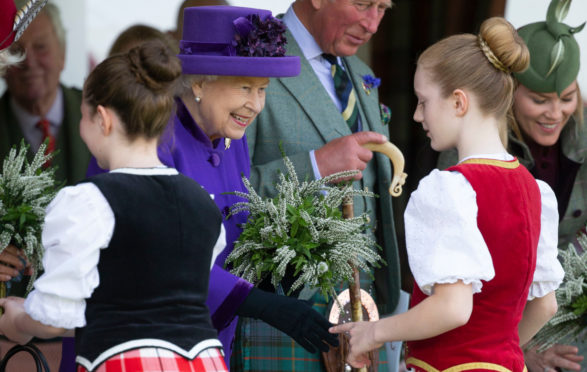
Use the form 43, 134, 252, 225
331, 17, 565, 372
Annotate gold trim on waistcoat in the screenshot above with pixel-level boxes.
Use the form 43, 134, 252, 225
406, 357, 528, 372
458, 158, 520, 169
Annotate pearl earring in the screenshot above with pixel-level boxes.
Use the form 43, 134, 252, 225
195, 96, 201, 103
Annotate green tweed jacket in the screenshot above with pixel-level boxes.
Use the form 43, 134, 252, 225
247, 30, 401, 314
0, 84, 91, 186
437, 108, 587, 250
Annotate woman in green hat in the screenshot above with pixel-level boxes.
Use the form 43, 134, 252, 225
438, 1, 586, 370
510, 1, 585, 370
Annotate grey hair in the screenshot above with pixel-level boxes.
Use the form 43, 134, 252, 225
0, 49, 25, 75
177, 74, 218, 97
42, 2, 66, 51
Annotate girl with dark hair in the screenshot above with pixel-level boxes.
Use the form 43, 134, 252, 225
0, 40, 229, 371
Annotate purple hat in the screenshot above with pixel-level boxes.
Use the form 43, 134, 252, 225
178, 6, 300, 77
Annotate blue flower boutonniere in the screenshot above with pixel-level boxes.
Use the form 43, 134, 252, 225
362, 74, 381, 95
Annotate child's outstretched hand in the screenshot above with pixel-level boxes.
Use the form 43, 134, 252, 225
0, 296, 33, 345
329, 321, 382, 369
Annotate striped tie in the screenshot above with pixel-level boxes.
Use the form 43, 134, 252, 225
323, 54, 359, 132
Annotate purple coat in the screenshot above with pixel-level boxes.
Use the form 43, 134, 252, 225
75, 99, 253, 369
159, 99, 253, 366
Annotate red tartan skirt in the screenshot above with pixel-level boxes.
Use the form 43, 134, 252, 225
76, 347, 228, 372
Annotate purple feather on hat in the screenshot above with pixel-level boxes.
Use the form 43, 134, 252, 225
232, 14, 287, 58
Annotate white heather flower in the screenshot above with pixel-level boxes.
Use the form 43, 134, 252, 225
225, 154, 382, 302
527, 227, 587, 351
0, 142, 58, 293
274, 246, 295, 277
317, 261, 328, 275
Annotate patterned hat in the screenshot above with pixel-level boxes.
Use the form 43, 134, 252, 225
1, 0, 47, 50
514, 0, 585, 95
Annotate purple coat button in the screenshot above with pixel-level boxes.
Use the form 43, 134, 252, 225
209, 153, 221, 167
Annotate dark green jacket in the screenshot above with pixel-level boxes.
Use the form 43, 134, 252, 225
247, 30, 401, 314
0, 84, 91, 186
0, 84, 91, 297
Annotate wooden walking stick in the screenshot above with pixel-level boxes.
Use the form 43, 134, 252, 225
322, 141, 407, 372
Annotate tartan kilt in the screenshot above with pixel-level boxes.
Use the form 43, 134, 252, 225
231, 289, 389, 372
76, 346, 227, 372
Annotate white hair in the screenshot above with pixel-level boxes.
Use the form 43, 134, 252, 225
42, 2, 66, 50
177, 74, 218, 97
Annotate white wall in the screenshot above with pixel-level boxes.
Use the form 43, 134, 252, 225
5, 0, 585, 98
54, 0, 86, 89
86, 0, 184, 66
505, 0, 587, 97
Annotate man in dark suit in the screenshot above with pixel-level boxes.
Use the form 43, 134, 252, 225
1, 2, 74, 370
0, 0, 47, 289
0, 1, 90, 186
237, 1, 401, 370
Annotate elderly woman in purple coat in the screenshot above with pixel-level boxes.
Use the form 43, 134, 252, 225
76, 5, 338, 371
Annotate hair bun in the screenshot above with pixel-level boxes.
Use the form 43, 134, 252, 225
479, 17, 530, 74
127, 40, 182, 92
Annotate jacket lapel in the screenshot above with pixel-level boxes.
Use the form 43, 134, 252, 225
276, 29, 350, 142
344, 56, 382, 133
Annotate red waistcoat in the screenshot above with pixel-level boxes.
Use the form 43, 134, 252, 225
406, 158, 541, 372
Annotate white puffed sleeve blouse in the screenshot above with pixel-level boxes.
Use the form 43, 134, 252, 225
404, 154, 564, 299
24, 182, 115, 329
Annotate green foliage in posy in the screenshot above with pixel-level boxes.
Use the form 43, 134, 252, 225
0, 141, 59, 293
225, 156, 383, 302
528, 226, 587, 351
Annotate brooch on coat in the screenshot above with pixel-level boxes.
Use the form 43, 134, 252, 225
380, 103, 391, 125
362, 74, 381, 95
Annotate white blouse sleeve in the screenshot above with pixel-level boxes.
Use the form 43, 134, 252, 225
24, 183, 115, 329
405, 169, 495, 296
528, 180, 564, 300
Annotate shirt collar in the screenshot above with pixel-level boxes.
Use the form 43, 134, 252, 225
459, 153, 514, 163
109, 167, 178, 176
10, 87, 64, 130
283, 5, 325, 62
174, 97, 222, 150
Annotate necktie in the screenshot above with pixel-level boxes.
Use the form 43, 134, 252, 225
36, 118, 55, 166
323, 53, 359, 132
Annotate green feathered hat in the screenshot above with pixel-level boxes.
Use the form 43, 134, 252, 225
514, 0, 585, 95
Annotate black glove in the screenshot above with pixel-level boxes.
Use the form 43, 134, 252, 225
236, 287, 339, 353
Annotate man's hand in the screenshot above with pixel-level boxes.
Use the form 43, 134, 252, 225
525, 344, 583, 372
314, 131, 387, 180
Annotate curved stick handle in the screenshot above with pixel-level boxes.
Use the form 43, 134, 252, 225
363, 142, 407, 197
